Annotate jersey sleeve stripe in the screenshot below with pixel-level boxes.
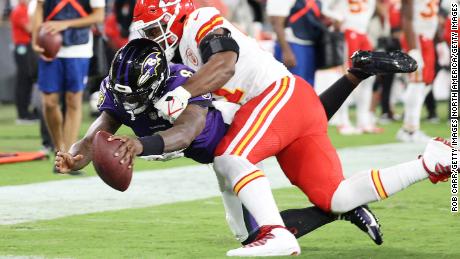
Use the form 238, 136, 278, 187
195, 14, 224, 44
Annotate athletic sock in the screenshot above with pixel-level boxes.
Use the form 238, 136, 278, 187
403, 83, 430, 130
234, 172, 285, 227
331, 159, 428, 213
280, 206, 336, 238
221, 190, 249, 242
355, 77, 374, 129
213, 155, 285, 230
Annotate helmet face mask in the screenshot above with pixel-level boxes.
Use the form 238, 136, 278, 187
108, 38, 169, 120
132, 0, 196, 61
138, 18, 178, 61
110, 82, 156, 116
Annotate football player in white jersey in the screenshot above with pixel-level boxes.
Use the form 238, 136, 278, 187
339, 0, 384, 134
397, 0, 439, 142
131, 0, 453, 256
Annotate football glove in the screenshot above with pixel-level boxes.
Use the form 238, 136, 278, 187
154, 86, 192, 123
349, 50, 418, 79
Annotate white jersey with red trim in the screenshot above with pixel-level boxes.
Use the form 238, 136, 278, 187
342, 0, 376, 34
179, 7, 291, 105
413, 0, 439, 39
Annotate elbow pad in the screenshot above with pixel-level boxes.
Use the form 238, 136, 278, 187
199, 28, 240, 64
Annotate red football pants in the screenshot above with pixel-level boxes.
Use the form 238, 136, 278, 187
401, 35, 436, 84
345, 29, 374, 67
215, 76, 344, 211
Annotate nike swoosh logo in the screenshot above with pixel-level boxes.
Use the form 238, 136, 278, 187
167, 98, 183, 116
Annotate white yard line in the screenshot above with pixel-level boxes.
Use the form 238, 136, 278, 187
0, 143, 425, 225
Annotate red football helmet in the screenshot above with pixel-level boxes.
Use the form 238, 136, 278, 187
132, 0, 195, 61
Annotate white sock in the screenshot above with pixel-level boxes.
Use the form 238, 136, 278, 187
214, 155, 285, 227
403, 83, 430, 130
331, 159, 428, 213
235, 176, 285, 227
221, 190, 249, 242
355, 77, 374, 129
214, 168, 249, 242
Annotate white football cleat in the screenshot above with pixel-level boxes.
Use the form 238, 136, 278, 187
396, 128, 431, 143
420, 137, 453, 183
337, 125, 363, 135
226, 225, 300, 257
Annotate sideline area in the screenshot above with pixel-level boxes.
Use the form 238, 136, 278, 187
0, 142, 425, 225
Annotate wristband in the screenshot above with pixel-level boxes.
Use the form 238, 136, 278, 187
138, 134, 165, 156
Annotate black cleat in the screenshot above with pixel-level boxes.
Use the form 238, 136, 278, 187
340, 205, 383, 245
351, 50, 418, 76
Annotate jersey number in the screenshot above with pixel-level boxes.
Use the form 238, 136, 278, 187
213, 88, 244, 103
180, 69, 194, 78
420, 0, 439, 19
348, 0, 368, 14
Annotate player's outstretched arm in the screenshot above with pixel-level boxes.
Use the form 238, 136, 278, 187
109, 104, 207, 165
183, 51, 237, 97
153, 29, 238, 123
55, 111, 122, 173
158, 104, 207, 152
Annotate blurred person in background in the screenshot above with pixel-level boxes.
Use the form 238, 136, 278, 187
324, 0, 383, 135
104, 0, 134, 67
114, 0, 135, 38
372, 0, 402, 124
397, 0, 439, 142
31, 0, 105, 173
1, 0, 7, 21
267, 0, 323, 86
341, 0, 382, 134
10, 0, 39, 124
26, 0, 54, 154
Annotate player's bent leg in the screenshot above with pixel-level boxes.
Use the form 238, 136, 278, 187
277, 134, 344, 212
276, 134, 383, 244
213, 155, 299, 256
331, 137, 453, 212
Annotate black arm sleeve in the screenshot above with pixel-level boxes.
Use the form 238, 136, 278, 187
319, 76, 356, 120
199, 28, 240, 63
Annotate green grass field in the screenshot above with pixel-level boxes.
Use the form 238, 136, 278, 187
0, 102, 457, 258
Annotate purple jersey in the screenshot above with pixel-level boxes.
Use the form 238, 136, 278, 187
98, 63, 227, 163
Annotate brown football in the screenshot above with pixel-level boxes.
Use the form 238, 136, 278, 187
37, 27, 62, 59
92, 130, 133, 192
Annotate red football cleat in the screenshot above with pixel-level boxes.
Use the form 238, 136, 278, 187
226, 225, 300, 257
420, 137, 454, 184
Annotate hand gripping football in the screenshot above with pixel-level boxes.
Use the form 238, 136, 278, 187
37, 27, 62, 59
92, 131, 133, 192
